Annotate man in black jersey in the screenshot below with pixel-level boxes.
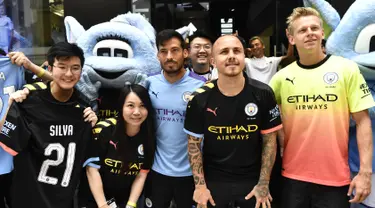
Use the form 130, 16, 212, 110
0, 42, 97, 208
183, 35, 283, 208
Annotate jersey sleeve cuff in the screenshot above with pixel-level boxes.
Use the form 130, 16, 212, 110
183, 128, 204, 138
83, 157, 100, 168
350, 102, 375, 114
261, 124, 283, 135
140, 169, 150, 173
0, 142, 18, 156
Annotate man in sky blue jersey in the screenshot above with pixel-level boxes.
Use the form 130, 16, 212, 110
145, 29, 205, 208
0, 56, 24, 208
0, 52, 52, 208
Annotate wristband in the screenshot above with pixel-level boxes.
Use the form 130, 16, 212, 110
127, 201, 137, 208
36, 68, 45, 77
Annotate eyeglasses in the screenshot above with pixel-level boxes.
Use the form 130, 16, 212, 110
53, 65, 82, 74
191, 44, 212, 51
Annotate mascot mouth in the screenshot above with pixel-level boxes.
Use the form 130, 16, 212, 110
362, 65, 375, 70
94, 70, 126, 79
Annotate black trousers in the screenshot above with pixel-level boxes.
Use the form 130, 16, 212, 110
0, 172, 12, 208
144, 170, 194, 208
206, 180, 258, 208
281, 177, 350, 208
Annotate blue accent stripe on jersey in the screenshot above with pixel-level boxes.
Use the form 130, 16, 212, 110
86, 163, 101, 169
183, 128, 204, 138
83, 157, 100, 167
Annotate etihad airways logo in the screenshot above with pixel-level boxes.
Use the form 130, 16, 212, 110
208, 125, 258, 140
208, 125, 258, 134
287, 94, 338, 103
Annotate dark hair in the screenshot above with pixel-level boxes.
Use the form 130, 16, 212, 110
115, 84, 156, 173
156, 29, 185, 50
47, 42, 85, 67
188, 30, 214, 47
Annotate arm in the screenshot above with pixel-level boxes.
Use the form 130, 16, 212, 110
353, 110, 373, 174
188, 135, 215, 207
127, 171, 148, 207
0, 89, 29, 129
188, 135, 205, 186
86, 166, 108, 208
279, 43, 295, 68
349, 110, 373, 203
8, 52, 53, 81
245, 131, 277, 207
259, 131, 277, 184
281, 43, 294, 61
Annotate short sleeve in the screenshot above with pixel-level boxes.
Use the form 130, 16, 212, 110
269, 74, 282, 104
259, 89, 283, 134
347, 63, 375, 113
0, 103, 31, 156
82, 127, 109, 169
183, 96, 204, 138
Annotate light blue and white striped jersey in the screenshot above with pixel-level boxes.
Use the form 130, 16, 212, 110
0, 57, 25, 174
147, 70, 204, 177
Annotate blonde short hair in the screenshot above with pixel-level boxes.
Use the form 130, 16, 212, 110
286, 7, 322, 34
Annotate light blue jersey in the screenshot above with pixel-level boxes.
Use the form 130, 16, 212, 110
0, 57, 25, 174
147, 70, 204, 177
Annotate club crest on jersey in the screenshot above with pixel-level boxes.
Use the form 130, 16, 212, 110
182, 91, 192, 103
245, 103, 258, 117
323, 72, 339, 85
138, 144, 144, 156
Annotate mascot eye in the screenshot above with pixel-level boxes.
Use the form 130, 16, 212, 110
355, 24, 375, 54
97, 48, 111, 57
114, 49, 128, 58
93, 39, 134, 58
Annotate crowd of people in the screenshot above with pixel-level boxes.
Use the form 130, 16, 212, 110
0, 6, 373, 208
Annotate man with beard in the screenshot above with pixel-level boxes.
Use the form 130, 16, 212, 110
184, 35, 282, 208
144, 29, 205, 208
246, 36, 293, 84
186, 31, 214, 82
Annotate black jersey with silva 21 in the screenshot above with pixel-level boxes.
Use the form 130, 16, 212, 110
0, 82, 92, 208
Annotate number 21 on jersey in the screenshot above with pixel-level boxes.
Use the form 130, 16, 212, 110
38, 142, 76, 187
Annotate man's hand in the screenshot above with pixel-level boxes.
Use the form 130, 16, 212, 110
245, 182, 272, 208
9, 88, 30, 104
8, 52, 32, 69
348, 172, 372, 203
83, 107, 98, 127
193, 186, 216, 208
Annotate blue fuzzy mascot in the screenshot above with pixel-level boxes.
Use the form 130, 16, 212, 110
304, 0, 375, 207
64, 12, 160, 119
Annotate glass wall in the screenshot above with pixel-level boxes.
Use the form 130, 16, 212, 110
1, 0, 64, 64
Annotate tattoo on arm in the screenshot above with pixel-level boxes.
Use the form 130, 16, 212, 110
188, 135, 205, 186
259, 132, 277, 183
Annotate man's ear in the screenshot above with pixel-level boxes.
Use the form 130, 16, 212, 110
211, 57, 216, 68
48, 65, 52, 72
183, 48, 189, 59
286, 29, 295, 45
